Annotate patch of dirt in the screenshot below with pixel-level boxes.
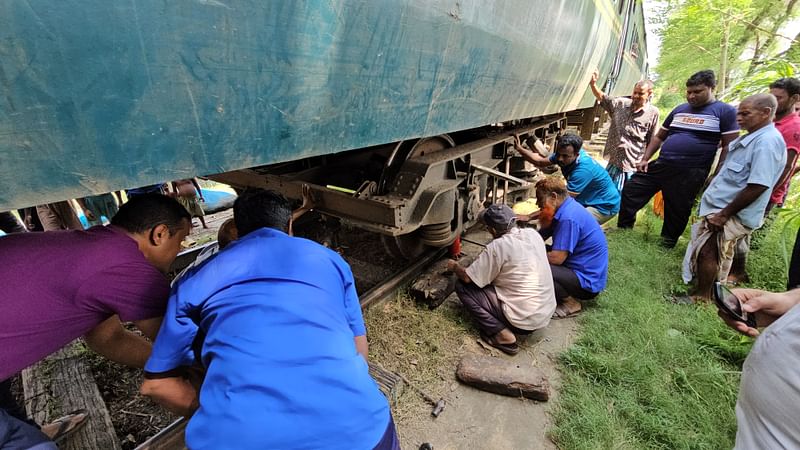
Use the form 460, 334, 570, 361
293, 215, 407, 293
86, 352, 177, 450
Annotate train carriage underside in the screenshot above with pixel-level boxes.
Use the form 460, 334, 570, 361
1, 0, 648, 254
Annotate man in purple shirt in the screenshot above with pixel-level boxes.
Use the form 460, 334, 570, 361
0, 194, 190, 449
617, 70, 740, 248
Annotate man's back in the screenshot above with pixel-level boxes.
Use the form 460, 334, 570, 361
551, 197, 609, 293
0, 227, 168, 380
735, 303, 800, 449
150, 227, 390, 450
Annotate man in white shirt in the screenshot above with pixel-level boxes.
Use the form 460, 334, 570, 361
719, 288, 800, 449
447, 204, 556, 355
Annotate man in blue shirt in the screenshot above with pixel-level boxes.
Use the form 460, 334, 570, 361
140, 189, 398, 450
618, 70, 740, 248
535, 177, 609, 318
514, 133, 620, 224
684, 94, 786, 300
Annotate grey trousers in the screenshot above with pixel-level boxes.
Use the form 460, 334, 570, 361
455, 281, 531, 337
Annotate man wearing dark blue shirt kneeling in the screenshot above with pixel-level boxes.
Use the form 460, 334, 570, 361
140, 189, 398, 450
535, 178, 609, 319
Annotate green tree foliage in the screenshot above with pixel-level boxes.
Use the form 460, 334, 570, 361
653, 0, 799, 110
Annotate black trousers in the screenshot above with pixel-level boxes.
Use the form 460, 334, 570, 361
617, 160, 709, 246
0, 212, 26, 234
550, 264, 597, 301
789, 227, 800, 290
0, 379, 33, 425
454, 281, 531, 336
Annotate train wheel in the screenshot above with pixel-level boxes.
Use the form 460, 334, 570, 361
378, 135, 456, 195
379, 135, 456, 259
381, 232, 428, 260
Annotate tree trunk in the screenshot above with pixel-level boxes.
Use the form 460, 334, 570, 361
720, 16, 730, 95
745, 0, 799, 78
23, 342, 122, 450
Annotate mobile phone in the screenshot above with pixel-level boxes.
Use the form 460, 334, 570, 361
713, 282, 757, 328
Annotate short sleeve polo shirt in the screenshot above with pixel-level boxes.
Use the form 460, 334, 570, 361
146, 227, 389, 450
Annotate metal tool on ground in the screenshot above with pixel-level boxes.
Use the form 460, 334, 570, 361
395, 371, 446, 418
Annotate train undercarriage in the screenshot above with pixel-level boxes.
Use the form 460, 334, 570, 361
209, 110, 598, 259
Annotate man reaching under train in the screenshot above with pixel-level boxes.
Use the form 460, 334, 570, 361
140, 189, 398, 450
0, 194, 191, 449
513, 133, 620, 224
447, 203, 556, 355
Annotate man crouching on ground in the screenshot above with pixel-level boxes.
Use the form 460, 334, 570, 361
447, 204, 556, 355
140, 189, 398, 450
535, 177, 609, 319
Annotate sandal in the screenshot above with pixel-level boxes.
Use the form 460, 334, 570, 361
480, 332, 519, 356
41, 409, 89, 443
551, 303, 582, 320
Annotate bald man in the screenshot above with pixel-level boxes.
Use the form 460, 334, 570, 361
683, 94, 787, 300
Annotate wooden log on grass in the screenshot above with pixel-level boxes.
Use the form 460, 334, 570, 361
23, 341, 121, 450
456, 354, 550, 401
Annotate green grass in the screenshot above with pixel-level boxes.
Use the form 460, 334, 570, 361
549, 209, 789, 450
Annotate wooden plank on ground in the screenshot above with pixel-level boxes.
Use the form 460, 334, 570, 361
456, 354, 550, 401
23, 341, 121, 450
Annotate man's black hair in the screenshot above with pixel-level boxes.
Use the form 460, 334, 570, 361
686, 70, 716, 88
233, 189, 292, 236
556, 133, 583, 154
111, 193, 190, 234
769, 77, 800, 97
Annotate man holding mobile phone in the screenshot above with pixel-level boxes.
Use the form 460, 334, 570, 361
718, 288, 800, 449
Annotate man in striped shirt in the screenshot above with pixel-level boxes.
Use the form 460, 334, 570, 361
617, 70, 740, 248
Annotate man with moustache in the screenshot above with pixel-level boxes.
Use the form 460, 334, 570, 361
534, 177, 609, 318
513, 133, 620, 224
617, 70, 740, 248
588, 70, 660, 190
766, 77, 800, 211
683, 94, 786, 301
0, 194, 191, 449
